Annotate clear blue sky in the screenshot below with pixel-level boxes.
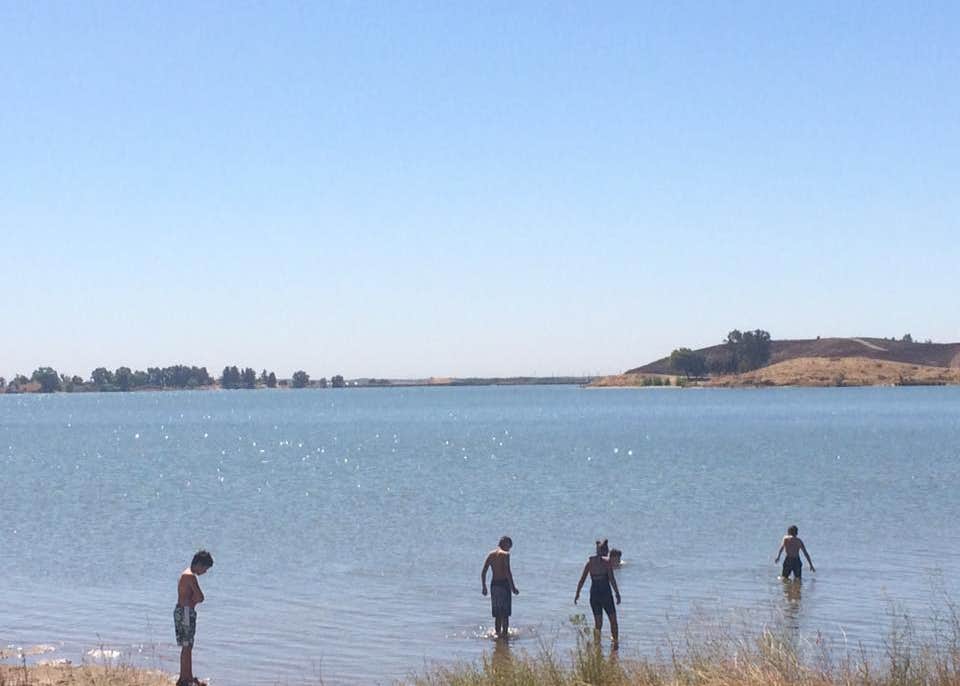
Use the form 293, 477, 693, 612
2, 2, 958, 379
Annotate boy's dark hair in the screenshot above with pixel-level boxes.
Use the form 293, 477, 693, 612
609, 548, 622, 558
498, 536, 512, 549
596, 538, 609, 555
192, 549, 214, 569
787, 525, 798, 536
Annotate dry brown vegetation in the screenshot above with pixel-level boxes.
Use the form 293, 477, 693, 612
592, 354, 960, 388
411, 612, 960, 686
0, 664, 170, 686
589, 374, 681, 388
706, 356, 960, 387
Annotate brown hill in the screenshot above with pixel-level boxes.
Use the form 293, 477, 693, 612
706, 356, 960, 387
628, 337, 960, 375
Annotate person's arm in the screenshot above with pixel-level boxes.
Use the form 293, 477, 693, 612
194, 578, 204, 605
801, 541, 815, 572
574, 562, 589, 603
506, 555, 519, 594
774, 538, 785, 563
481, 553, 491, 595
608, 561, 621, 605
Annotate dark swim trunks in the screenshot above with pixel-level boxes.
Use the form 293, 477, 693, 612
174, 605, 197, 647
589, 576, 616, 616
781, 556, 802, 579
490, 579, 512, 618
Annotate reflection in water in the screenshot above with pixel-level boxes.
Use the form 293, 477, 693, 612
490, 637, 512, 674
780, 578, 803, 631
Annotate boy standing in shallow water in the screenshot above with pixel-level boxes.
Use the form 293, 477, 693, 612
775, 525, 815, 579
175, 550, 213, 686
481, 536, 519, 639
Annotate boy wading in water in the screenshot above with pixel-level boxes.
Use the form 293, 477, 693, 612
481, 536, 519, 639
775, 525, 815, 579
175, 550, 214, 686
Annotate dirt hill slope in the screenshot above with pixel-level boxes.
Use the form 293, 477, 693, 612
629, 337, 960, 375
705, 356, 960, 387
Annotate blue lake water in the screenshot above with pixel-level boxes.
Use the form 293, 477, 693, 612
2, 386, 959, 684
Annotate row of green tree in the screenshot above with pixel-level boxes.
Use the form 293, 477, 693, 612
670, 329, 772, 377
2, 366, 349, 393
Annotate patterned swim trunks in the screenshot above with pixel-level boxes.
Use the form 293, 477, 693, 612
174, 605, 197, 647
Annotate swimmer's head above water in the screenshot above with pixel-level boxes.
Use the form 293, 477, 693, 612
498, 535, 513, 551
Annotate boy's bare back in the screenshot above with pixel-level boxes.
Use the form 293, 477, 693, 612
781, 535, 804, 558
484, 548, 511, 581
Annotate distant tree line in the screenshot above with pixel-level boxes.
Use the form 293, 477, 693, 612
1, 365, 348, 393
670, 329, 772, 377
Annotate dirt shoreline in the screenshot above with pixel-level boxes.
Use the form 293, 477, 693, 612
591, 356, 960, 388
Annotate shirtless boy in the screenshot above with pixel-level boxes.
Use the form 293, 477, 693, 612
481, 536, 519, 639
775, 525, 814, 579
175, 550, 214, 686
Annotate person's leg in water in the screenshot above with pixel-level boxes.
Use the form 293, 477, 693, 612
494, 615, 503, 639
593, 609, 604, 638
607, 607, 619, 649
501, 613, 510, 639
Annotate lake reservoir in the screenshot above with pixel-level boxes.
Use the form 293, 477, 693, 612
2, 386, 959, 684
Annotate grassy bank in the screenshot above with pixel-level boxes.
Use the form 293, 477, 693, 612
0, 664, 169, 686
5, 609, 960, 686
411, 612, 960, 686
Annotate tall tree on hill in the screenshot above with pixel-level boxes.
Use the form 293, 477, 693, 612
670, 348, 707, 378
331, 375, 346, 388
241, 367, 257, 389
267, 372, 277, 388
724, 329, 772, 372
292, 370, 310, 388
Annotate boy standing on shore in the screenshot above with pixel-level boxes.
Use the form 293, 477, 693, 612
175, 550, 214, 686
775, 525, 814, 579
481, 536, 519, 639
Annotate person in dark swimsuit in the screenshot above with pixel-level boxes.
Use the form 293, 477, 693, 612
775, 525, 815, 580
575, 538, 621, 648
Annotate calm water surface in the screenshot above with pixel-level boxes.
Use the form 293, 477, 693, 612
2, 386, 959, 684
